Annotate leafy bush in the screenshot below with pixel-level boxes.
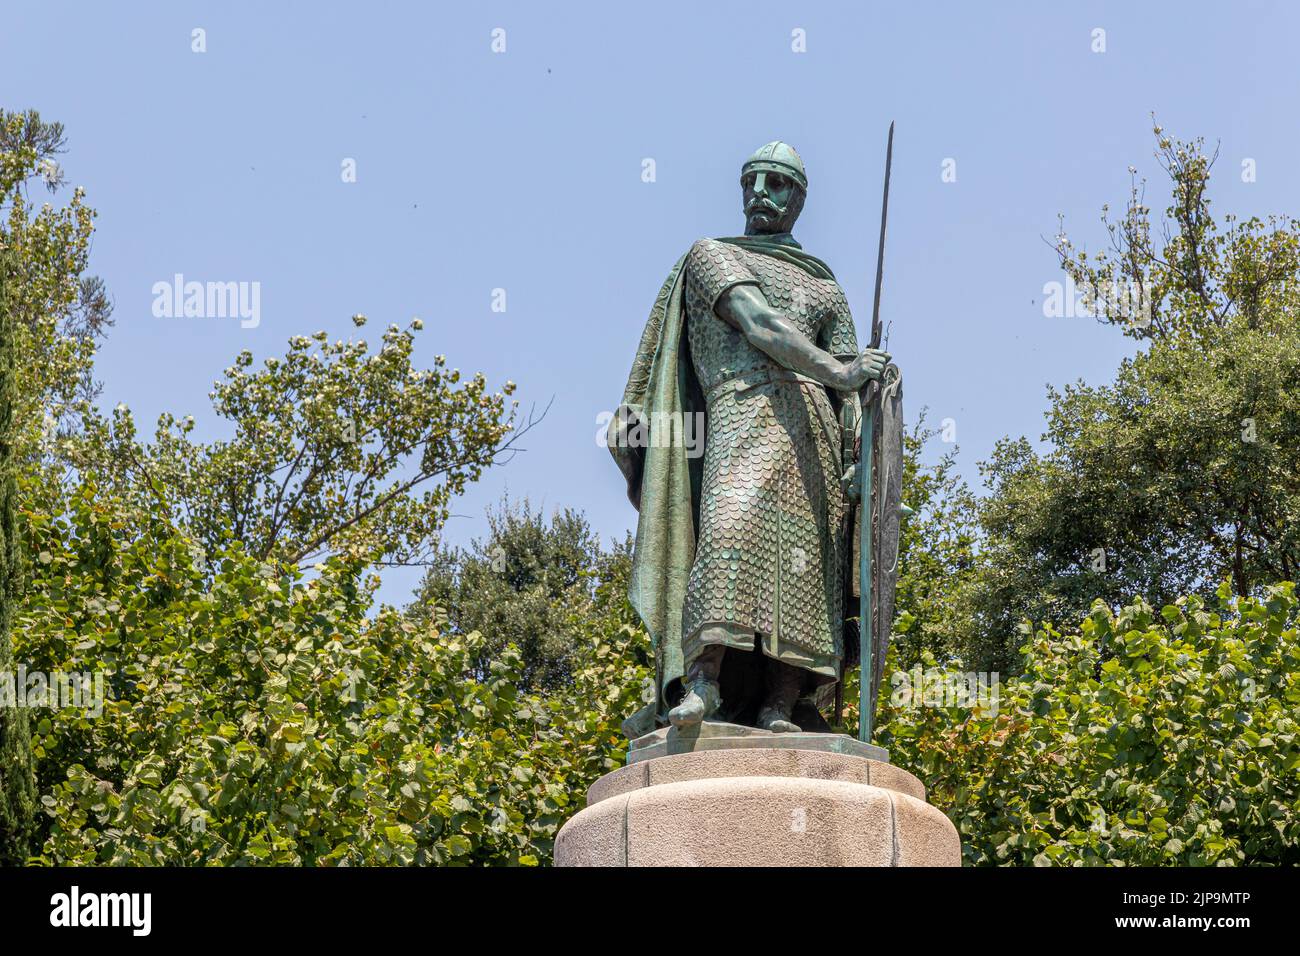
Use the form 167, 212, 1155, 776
18, 472, 1300, 866
16, 481, 648, 865
877, 584, 1300, 865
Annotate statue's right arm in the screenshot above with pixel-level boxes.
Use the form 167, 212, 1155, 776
714, 284, 888, 392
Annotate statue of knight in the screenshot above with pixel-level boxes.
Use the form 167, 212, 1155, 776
608, 137, 905, 743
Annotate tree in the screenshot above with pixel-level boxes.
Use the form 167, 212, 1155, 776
958, 124, 1300, 671
407, 498, 630, 692
0, 107, 106, 865
0, 249, 38, 863
889, 414, 980, 668
0, 110, 108, 453
65, 319, 536, 572
0, 110, 644, 865
1052, 119, 1300, 346
4, 109, 528, 578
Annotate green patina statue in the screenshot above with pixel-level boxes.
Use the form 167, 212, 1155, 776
609, 140, 900, 741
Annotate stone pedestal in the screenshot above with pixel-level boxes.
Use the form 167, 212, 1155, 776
555, 730, 961, 867
627, 719, 890, 764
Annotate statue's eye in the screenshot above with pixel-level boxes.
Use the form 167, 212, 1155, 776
771, 175, 786, 189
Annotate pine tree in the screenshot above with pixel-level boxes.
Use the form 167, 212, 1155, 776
0, 251, 37, 864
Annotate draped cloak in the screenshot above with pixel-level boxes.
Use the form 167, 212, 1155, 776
608, 235, 856, 736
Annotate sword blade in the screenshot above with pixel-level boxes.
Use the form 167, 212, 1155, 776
869, 121, 894, 351
860, 121, 894, 743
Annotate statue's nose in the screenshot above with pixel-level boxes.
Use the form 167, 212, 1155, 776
751, 171, 768, 196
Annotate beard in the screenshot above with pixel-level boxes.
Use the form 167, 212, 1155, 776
745, 198, 801, 234
743, 188, 804, 234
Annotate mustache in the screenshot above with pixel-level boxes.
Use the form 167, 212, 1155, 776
746, 198, 782, 215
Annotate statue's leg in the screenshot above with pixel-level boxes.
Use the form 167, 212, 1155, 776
756, 656, 803, 733
668, 642, 725, 728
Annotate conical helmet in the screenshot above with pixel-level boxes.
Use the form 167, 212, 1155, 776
740, 141, 807, 191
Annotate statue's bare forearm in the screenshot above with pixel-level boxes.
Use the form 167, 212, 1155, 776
715, 284, 887, 392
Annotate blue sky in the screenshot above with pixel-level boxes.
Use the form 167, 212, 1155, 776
4, 1, 1298, 607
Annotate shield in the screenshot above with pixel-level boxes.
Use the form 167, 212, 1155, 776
857, 363, 904, 739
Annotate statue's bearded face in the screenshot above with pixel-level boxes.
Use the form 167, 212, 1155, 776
742, 169, 805, 235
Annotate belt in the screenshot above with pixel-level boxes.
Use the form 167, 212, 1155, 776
705, 366, 819, 401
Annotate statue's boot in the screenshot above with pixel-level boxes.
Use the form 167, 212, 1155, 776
757, 657, 803, 733
668, 644, 724, 728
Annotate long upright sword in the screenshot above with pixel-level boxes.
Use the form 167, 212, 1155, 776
859, 121, 894, 743
870, 122, 894, 351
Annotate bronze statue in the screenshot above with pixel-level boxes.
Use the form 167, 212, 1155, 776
609, 140, 901, 741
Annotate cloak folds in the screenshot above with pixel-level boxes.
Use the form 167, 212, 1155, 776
608, 236, 843, 736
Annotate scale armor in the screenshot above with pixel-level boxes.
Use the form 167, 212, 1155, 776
679, 238, 858, 680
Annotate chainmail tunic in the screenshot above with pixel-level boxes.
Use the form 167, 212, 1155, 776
680, 239, 859, 680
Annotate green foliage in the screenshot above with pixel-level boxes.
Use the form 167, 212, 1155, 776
878, 584, 1300, 866
3, 107, 647, 867
1054, 118, 1300, 345
8, 106, 1296, 870
969, 324, 1300, 671
66, 319, 522, 570
0, 110, 106, 450
962, 124, 1300, 671
16, 481, 649, 865
0, 247, 38, 863
408, 498, 634, 692
889, 414, 979, 668
0, 107, 96, 864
